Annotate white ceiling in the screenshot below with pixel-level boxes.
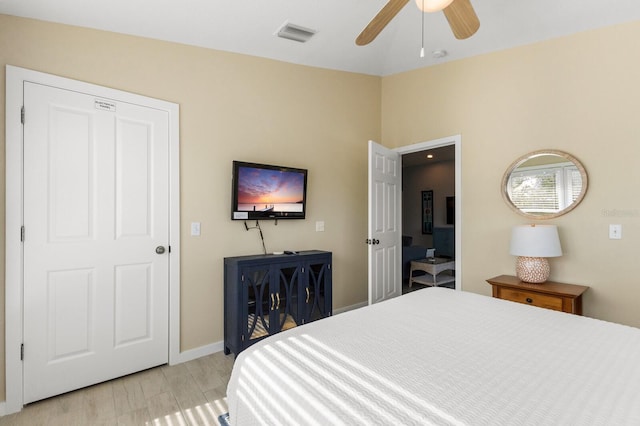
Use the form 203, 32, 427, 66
2, 0, 640, 76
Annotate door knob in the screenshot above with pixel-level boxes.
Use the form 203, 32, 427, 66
155, 246, 166, 254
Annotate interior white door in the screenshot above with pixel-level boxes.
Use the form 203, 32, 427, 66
367, 140, 402, 305
22, 82, 170, 403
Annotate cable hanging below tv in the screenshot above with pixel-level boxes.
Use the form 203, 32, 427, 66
231, 161, 308, 221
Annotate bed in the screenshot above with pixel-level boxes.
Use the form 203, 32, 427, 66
226, 287, 640, 425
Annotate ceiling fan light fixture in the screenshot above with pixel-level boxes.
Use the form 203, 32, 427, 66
415, 0, 455, 12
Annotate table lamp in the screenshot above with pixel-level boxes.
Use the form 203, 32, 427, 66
509, 224, 562, 283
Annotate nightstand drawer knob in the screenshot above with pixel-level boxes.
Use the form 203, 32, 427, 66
526, 297, 533, 304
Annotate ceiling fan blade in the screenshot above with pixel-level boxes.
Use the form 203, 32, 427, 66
356, 0, 410, 46
443, 0, 480, 40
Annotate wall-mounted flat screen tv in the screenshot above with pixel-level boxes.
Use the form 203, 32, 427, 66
231, 161, 308, 220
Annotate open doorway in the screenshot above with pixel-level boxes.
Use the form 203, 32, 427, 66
396, 137, 461, 294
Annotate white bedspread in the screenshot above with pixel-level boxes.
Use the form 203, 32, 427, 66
227, 288, 640, 425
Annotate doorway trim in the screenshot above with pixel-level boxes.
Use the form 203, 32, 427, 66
396, 134, 462, 290
4, 66, 181, 414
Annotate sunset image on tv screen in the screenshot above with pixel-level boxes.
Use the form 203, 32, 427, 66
237, 166, 305, 213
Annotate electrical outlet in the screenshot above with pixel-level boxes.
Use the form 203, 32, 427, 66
609, 224, 622, 240
315, 221, 325, 232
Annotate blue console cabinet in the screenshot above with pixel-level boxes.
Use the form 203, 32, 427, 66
224, 250, 332, 357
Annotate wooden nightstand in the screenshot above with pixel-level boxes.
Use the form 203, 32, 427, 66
486, 275, 589, 315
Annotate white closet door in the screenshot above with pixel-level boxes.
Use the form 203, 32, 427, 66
23, 81, 170, 403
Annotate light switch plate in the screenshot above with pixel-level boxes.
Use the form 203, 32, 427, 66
191, 222, 201, 236
315, 221, 325, 232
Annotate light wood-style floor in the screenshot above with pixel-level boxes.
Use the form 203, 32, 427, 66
0, 351, 234, 426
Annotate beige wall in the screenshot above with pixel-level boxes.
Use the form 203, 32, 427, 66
382, 21, 640, 328
0, 14, 380, 401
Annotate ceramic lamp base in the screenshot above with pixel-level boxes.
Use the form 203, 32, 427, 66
515, 256, 550, 283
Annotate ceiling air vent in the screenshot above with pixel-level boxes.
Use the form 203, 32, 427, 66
275, 21, 316, 43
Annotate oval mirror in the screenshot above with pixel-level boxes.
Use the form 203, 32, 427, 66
502, 150, 588, 219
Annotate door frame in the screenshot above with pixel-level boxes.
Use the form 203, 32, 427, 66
5, 66, 181, 414
396, 134, 462, 290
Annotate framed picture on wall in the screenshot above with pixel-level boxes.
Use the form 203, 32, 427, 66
422, 190, 433, 234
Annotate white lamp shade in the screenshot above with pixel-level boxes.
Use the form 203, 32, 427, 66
415, 0, 455, 12
510, 225, 562, 258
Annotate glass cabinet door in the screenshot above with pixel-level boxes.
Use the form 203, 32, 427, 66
243, 266, 271, 343
243, 262, 303, 342
303, 261, 331, 323
272, 263, 302, 334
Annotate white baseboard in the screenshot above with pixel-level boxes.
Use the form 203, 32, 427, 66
333, 300, 367, 315
171, 340, 225, 365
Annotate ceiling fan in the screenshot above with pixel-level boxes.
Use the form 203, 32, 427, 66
356, 0, 480, 46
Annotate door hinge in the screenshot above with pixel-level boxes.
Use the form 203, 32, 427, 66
21, 106, 25, 124
20, 343, 24, 361
20, 226, 25, 242
168, 245, 171, 253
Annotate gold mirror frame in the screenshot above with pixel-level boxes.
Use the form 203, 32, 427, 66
501, 149, 588, 220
